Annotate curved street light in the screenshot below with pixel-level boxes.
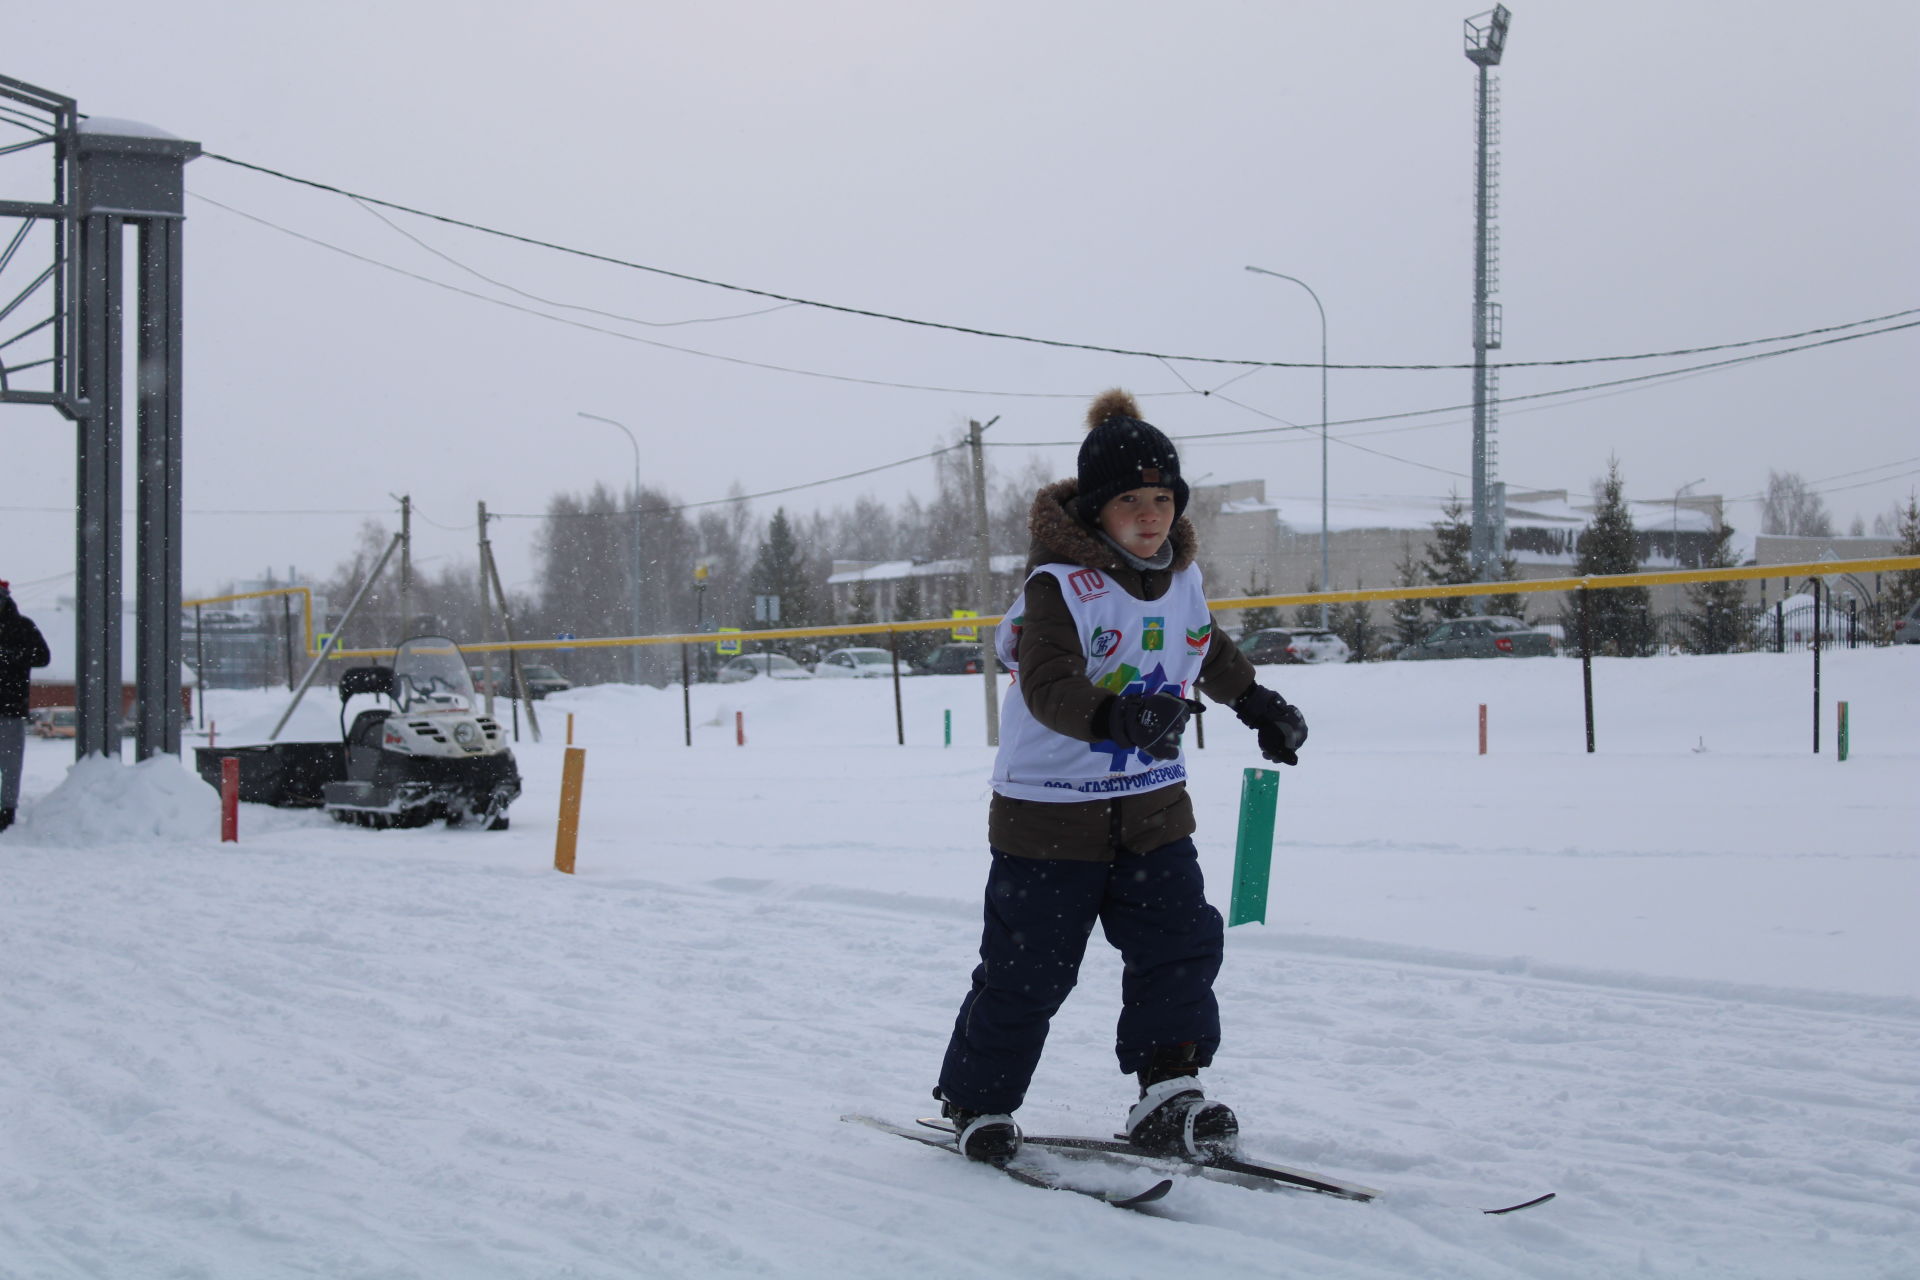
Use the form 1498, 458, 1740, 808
1245, 265, 1330, 628
577, 411, 645, 685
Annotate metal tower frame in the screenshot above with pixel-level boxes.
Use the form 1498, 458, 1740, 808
0, 73, 199, 761
1464, 6, 1512, 580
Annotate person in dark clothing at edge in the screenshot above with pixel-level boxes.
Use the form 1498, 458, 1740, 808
0, 580, 53, 832
934, 389, 1309, 1166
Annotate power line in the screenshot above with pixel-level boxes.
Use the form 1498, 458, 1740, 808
190, 192, 1092, 399
988, 320, 1920, 448
200, 150, 1920, 373
1209, 393, 1472, 481
486, 441, 968, 521
348, 196, 803, 330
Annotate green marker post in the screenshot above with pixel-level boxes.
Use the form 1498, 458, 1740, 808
1229, 767, 1279, 927
944, 709, 952, 747
1837, 701, 1849, 762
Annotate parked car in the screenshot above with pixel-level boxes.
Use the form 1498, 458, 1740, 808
1395, 615, 1554, 660
812, 646, 897, 679
32, 706, 77, 738
1240, 629, 1303, 665
1895, 600, 1920, 644
1240, 628, 1351, 665
915, 642, 1009, 676
469, 663, 572, 699
717, 653, 813, 683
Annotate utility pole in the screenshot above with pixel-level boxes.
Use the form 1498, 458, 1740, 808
397, 493, 413, 642
1465, 5, 1512, 584
477, 501, 496, 720
968, 418, 1001, 747
481, 521, 540, 743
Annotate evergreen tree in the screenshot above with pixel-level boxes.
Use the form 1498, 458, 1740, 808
1422, 494, 1475, 622
846, 580, 877, 626
748, 508, 816, 655
1390, 537, 1430, 651
1292, 575, 1322, 630
890, 578, 935, 666
1878, 494, 1920, 641
1564, 460, 1655, 657
1331, 581, 1376, 662
1237, 574, 1284, 637
1682, 522, 1747, 654
1486, 553, 1528, 624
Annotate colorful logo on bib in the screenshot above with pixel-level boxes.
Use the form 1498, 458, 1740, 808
1066, 568, 1109, 602
1185, 623, 1212, 654
1141, 617, 1165, 651
1090, 661, 1187, 771
1090, 627, 1123, 659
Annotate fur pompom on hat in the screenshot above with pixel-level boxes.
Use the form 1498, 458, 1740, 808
1075, 389, 1188, 523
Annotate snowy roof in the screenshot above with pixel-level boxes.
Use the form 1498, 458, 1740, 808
827, 554, 1024, 586
1235, 488, 1723, 537
76, 116, 186, 141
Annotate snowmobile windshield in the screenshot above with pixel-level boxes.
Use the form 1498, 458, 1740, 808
391, 637, 479, 714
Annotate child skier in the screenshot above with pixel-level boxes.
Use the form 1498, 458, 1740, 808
934, 389, 1309, 1165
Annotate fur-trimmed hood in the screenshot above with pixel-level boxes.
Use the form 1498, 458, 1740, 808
1026, 478, 1197, 575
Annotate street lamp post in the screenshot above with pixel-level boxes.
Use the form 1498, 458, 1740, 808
577, 411, 645, 686
1245, 265, 1330, 628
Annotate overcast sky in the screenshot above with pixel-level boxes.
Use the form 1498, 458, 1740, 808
3, 0, 1915, 614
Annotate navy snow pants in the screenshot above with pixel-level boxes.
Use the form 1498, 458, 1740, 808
937, 837, 1225, 1116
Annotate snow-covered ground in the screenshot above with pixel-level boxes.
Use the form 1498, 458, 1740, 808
2, 649, 1915, 1278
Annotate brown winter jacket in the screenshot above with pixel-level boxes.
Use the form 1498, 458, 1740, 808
987, 479, 1260, 861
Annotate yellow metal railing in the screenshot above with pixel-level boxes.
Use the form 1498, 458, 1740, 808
183, 585, 317, 655
295, 554, 1920, 662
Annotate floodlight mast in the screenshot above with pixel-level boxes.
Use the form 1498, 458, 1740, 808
1464, 6, 1512, 588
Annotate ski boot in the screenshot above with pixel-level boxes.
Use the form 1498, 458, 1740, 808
937, 1092, 1022, 1166
1124, 1045, 1238, 1159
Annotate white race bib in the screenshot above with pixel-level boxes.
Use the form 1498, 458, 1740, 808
992, 563, 1212, 802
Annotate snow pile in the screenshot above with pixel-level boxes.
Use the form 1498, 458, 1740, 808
8, 753, 217, 847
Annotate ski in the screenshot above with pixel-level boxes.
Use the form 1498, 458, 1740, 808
917, 1118, 1554, 1215
841, 1115, 1173, 1211
1036, 1132, 1378, 1202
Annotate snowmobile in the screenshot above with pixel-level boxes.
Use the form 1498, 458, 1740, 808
321, 635, 520, 830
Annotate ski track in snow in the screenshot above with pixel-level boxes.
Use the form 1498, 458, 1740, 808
0, 651, 1915, 1278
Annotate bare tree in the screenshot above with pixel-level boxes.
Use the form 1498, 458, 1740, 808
1760, 470, 1834, 537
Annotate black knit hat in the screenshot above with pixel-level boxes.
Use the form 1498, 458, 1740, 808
1075, 389, 1188, 522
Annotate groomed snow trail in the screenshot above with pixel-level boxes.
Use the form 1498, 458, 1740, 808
3, 827, 1914, 1278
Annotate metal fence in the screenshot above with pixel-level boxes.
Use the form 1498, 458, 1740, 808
1643, 599, 1894, 656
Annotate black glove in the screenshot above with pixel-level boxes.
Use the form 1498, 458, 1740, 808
1103, 692, 1193, 761
1232, 684, 1308, 765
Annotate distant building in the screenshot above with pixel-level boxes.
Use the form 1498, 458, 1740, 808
824, 482, 1851, 633
1185, 481, 1731, 625
1750, 534, 1900, 612
825, 555, 1026, 623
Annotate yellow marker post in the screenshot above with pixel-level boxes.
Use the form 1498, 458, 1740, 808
566, 712, 575, 745
554, 746, 586, 875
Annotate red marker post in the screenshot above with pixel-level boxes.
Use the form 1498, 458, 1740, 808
219, 756, 240, 842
